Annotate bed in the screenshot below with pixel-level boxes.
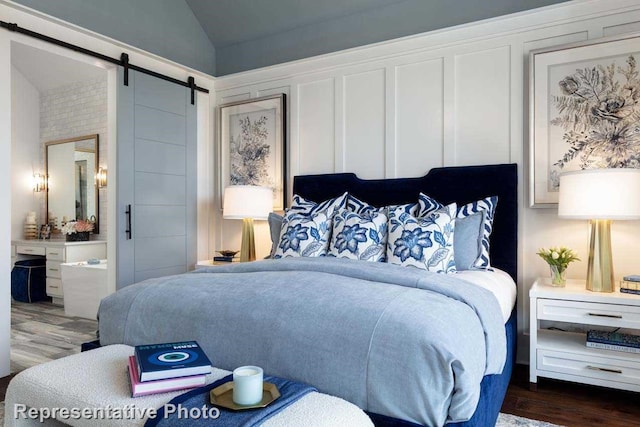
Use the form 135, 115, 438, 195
98, 163, 518, 427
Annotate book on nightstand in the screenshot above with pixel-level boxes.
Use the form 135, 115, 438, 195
127, 355, 206, 397
620, 286, 640, 295
586, 330, 640, 354
134, 341, 212, 382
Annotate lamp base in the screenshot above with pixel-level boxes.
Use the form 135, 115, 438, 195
240, 218, 256, 262
586, 219, 614, 292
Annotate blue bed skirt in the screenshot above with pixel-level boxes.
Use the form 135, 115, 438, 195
367, 309, 517, 427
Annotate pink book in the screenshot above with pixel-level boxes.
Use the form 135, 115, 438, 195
127, 355, 206, 397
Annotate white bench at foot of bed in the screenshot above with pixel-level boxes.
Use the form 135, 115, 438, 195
4, 344, 373, 427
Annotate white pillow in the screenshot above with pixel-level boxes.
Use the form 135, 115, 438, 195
328, 209, 388, 262
273, 211, 332, 258
387, 203, 457, 273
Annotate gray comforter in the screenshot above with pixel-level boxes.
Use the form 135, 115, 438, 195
98, 258, 506, 426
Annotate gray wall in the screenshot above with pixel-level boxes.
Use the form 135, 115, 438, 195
12, 0, 216, 75
215, 0, 568, 75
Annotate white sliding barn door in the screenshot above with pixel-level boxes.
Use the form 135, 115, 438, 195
116, 69, 197, 288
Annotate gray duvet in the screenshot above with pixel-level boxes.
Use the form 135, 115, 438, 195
98, 257, 506, 426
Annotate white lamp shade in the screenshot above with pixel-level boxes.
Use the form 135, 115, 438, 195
223, 185, 272, 220
558, 168, 640, 220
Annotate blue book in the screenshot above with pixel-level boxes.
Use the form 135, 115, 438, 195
620, 287, 640, 295
623, 275, 640, 282
134, 341, 212, 382
586, 330, 640, 352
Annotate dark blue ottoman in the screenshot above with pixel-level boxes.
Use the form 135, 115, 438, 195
11, 258, 48, 303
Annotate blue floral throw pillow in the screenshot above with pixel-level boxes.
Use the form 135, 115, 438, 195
274, 211, 332, 258
417, 193, 498, 269
387, 203, 457, 273
289, 192, 348, 217
328, 210, 388, 262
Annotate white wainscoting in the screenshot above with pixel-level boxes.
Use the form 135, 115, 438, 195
214, 0, 640, 362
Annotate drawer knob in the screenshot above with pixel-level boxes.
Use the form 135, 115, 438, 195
587, 312, 622, 319
586, 365, 622, 374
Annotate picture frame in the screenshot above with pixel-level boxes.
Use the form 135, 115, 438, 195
219, 94, 287, 211
529, 33, 640, 207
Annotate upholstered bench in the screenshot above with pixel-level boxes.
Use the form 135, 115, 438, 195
4, 344, 373, 427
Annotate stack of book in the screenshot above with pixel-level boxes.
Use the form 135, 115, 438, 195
128, 340, 213, 397
620, 275, 640, 295
586, 330, 640, 354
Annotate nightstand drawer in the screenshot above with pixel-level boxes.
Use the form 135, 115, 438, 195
46, 278, 63, 297
46, 261, 63, 279
537, 299, 640, 328
537, 347, 640, 386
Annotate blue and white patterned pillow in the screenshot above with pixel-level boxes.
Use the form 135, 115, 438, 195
328, 210, 388, 262
416, 193, 443, 218
387, 203, 457, 273
289, 192, 348, 217
386, 202, 419, 220
274, 211, 332, 258
458, 196, 498, 269
346, 194, 383, 216
417, 193, 497, 269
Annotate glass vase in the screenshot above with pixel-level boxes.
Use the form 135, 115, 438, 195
549, 264, 566, 287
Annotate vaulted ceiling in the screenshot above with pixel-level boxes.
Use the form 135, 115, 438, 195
185, 0, 569, 75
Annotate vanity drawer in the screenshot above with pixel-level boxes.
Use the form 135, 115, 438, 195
46, 261, 63, 279
46, 278, 63, 297
16, 245, 45, 256
46, 247, 65, 261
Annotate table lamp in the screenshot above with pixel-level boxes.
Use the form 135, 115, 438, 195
558, 168, 640, 292
223, 185, 273, 262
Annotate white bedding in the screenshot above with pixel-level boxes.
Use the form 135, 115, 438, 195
455, 268, 517, 322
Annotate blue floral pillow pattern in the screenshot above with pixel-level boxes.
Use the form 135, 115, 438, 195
289, 192, 348, 217
387, 203, 457, 273
328, 210, 388, 262
274, 211, 332, 258
417, 193, 497, 269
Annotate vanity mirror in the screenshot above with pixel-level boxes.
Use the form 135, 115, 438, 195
45, 134, 99, 233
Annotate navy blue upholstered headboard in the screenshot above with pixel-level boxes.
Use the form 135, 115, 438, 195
293, 163, 518, 281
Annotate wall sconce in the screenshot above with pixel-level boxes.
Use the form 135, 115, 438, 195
96, 167, 107, 188
32, 173, 46, 192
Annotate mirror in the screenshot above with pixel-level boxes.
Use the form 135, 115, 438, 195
45, 134, 99, 234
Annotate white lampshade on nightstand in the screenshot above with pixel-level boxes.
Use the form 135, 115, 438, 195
558, 169, 640, 292
223, 185, 272, 262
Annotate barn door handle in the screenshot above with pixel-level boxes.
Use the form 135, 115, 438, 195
125, 204, 132, 240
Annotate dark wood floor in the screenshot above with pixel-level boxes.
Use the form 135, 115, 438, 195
503, 364, 640, 426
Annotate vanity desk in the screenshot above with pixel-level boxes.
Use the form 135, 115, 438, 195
12, 239, 107, 305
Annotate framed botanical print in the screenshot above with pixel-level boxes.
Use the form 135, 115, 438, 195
219, 94, 287, 210
529, 33, 640, 207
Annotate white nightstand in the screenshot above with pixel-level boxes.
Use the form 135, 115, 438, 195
529, 278, 640, 392
195, 259, 239, 269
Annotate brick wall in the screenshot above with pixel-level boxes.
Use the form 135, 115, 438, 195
40, 77, 108, 239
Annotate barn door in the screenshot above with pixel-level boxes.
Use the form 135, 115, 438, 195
116, 69, 197, 288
